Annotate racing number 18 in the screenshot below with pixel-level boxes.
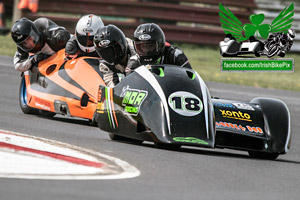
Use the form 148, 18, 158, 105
171, 96, 201, 111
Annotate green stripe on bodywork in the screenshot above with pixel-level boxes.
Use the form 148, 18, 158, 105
105, 87, 112, 128
191, 73, 196, 80
158, 68, 165, 77
173, 137, 209, 145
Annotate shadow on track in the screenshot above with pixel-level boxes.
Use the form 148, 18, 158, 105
37, 114, 91, 126
113, 140, 300, 164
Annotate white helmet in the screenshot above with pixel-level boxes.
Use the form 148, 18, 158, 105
75, 14, 104, 53
287, 29, 295, 40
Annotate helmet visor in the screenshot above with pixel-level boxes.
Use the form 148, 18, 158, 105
96, 45, 118, 64
134, 41, 157, 58
17, 29, 40, 52
76, 34, 94, 47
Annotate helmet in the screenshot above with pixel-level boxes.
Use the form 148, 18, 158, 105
11, 18, 43, 53
75, 14, 104, 53
94, 24, 128, 64
287, 29, 295, 40
133, 23, 166, 63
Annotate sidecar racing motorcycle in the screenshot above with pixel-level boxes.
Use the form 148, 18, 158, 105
19, 49, 105, 123
95, 65, 291, 160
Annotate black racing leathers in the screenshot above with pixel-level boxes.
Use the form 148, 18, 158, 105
126, 43, 191, 74
13, 18, 70, 72
99, 38, 137, 87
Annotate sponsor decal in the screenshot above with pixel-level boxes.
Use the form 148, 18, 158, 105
219, 109, 252, 122
83, 28, 93, 33
216, 121, 263, 134
97, 102, 104, 113
17, 35, 23, 40
99, 40, 110, 47
232, 103, 255, 111
168, 91, 203, 117
213, 102, 235, 109
35, 97, 51, 111
121, 86, 148, 116
97, 88, 104, 113
138, 34, 151, 41
214, 102, 255, 111
173, 137, 208, 145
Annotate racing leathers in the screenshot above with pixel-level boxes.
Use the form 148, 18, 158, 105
13, 18, 70, 72
99, 38, 138, 87
126, 42, 192, 74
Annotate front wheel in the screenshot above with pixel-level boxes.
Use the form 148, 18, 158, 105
248, 151, 279, 160
19, 76, 38, 114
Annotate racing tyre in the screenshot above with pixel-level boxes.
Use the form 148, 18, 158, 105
278, 51, 286, 57
89, 119, 98, 127
248, 151, 279, 160
89, 112, 98, 126
19, 76, 39, 115
254, 51, 261, 57
109, 133, 143, 144
266, 43, 279, 58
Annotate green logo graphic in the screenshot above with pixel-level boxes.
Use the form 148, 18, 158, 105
121, 87, 148, 116
173, 137, 208, 145
219, 3, 294, 41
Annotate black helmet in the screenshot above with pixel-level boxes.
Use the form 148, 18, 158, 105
94, 24, 128, 64
133, 23, 166, 63
11, 18, 43, 53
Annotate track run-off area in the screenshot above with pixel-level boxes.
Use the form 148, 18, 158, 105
0, 55, 300, 200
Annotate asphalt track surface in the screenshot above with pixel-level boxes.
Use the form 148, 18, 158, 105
0, 55, 300, 200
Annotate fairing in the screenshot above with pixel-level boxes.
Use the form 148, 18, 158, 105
23, 49, 105, 119
96, 65, 215, 148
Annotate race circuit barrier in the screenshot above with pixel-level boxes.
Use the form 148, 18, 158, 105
15, 0, 256, 46
0, 2, 10, 35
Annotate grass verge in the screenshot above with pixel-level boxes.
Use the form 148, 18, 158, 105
0, 35, 299, 92
177, 43, 300, 92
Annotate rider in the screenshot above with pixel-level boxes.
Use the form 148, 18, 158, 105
65, 14, 104, 59
128, 23, 192, 74
264, 29, 296, 57
93, 24, 138, 87
11, 17, 70, 72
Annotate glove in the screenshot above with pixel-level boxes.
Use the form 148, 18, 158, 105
31, 52, 45, 66
65, 51, 80, 60
65, 39, 80, 60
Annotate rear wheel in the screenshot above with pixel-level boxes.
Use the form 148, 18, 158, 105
19, 76, 38, 114
248, 151, 279, 160
109, 133, 143, 144
266, 42, 279, 58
